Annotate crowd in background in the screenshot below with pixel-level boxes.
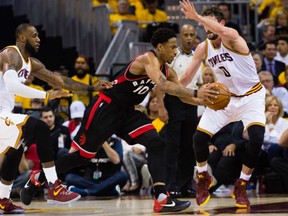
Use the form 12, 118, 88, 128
2, 0, 288, 199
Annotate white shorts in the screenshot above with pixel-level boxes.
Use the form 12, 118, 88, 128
0, 111, 29, 155
198, 87, 266, 138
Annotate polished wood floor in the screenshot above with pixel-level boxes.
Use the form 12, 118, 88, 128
12, 193, 288, 215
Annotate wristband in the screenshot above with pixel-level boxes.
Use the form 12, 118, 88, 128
87, 86, 94, 92
45, 92, 50, 100
194, 89, 198, 98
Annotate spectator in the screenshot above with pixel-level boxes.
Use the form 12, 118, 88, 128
136, 0, 167, 28
110, 0, 137, 35
71, 55, 100, 106
275, 37, 288, 65
252, 51, 264, 73
217, 2, 242, 35
38, 107, 71, 160
208, 121, 247, 196
257, 24, 276, 50
261, 41, 286, 85
259, 71, 288, 117
63, 101, 86, 140
269, 0, 288, 19
67, 137, 128, 197
275, 10, 288, 28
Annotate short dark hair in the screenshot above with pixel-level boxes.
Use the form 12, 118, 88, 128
15, 23, 33, 39
40, 106, 54, 116
151, 28, 176, 48
202, 7, 224, 22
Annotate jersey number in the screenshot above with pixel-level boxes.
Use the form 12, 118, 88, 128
219, 66, 231, 77
133, 85, 150, 95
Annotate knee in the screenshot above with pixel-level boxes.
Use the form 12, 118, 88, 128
248, 125, 265, 144
193, 130, 211, 148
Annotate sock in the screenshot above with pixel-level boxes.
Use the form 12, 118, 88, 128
0, 182, 12, 199
154, 185, 166, 200
157, 193, 167, 202
240, 172, 251, 181
197, 164, 208, 173
43, 166, 58, 184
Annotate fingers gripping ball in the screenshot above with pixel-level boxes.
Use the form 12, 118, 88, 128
207, 82, 231, 111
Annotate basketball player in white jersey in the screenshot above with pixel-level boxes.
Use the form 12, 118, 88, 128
179, 0, 266, 209
0, 23, 111, 213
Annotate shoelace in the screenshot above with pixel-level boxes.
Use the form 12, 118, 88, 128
236, 183, 248, 198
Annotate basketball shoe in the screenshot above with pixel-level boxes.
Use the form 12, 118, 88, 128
196, 171, 214, 206
47, 179, 81, 204
20, 170, 43, 205
0, 198, 24, 214
153, 193, 191, 213
231, 178, 250, 208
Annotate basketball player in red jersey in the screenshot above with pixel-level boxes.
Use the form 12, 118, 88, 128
21, 27, 218, 213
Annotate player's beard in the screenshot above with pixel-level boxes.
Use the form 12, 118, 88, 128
25, 42, 37, 55
206, 31, 219, 40
76, 69, 89, 78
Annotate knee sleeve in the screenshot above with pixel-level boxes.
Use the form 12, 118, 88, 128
1, 146, 24, 182
243, 125, 265, 168
193, 130, 211, 163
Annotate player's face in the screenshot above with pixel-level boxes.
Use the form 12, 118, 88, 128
267, 99, 279, 116
25, 26, 40, 54
161, 38, 178, 64
204, 15, 220, 40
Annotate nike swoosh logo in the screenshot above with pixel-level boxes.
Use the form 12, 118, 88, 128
0, 204, 5, 209
53, 187, 63, 196
162, 201, 176, 207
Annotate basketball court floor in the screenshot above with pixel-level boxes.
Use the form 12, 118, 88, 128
14, 194, 288, 215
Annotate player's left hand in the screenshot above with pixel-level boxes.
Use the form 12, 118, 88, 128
222, 144, 236, 157
94, 80, 113, 91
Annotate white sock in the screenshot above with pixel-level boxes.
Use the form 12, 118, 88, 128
197, 164, 208, 173
43, 166, 58, 184
0, 182, 12, 199
157, 193, 167, 202
240, 172, 251, 181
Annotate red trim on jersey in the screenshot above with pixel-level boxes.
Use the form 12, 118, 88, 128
71, 141, 96, 158
129, 124, 155, 139
85, 93, 111, 130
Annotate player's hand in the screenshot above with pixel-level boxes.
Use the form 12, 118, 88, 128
48, 90, 73, 100
158, 106, 169, 124
180, 0, 199, 20
209, 145, 218, 153
198, 83, 219, 104
94, 80, 113, 91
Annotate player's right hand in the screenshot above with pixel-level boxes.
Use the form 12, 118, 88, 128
48, 90, 73, 100
198, 83, 219, 104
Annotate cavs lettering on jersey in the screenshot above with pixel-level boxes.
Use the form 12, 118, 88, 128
205, 40, 261, 96
0, 46, 31, 112
103, 50, 168, 106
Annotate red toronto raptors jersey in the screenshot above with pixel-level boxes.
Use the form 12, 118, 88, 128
103, 50, 168, 106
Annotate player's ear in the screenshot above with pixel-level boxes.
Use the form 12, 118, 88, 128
157, 43, 163, 52
19, 33, 25, 42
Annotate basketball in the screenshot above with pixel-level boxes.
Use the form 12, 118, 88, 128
206, 82, 231, 111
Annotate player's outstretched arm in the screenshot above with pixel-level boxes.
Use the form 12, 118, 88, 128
31, 58, 112, 92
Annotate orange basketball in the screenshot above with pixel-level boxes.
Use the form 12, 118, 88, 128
206, 82, 231, 111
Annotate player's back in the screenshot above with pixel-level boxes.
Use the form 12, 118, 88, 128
103, 51, 168, 107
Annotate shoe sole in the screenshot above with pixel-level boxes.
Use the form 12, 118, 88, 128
47, 195, 81, 205
231, 192, 250, 208
197, 177, 214, 207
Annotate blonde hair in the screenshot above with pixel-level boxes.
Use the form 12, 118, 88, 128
265, 95, 284, 118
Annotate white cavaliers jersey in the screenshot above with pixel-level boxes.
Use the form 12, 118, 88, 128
0, 46, 32, 112
205, 40, 260, 96
168, 48, 203, 89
